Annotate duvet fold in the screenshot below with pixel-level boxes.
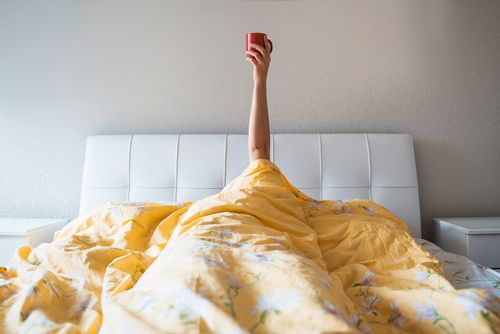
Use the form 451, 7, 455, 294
0, 159, 498, 333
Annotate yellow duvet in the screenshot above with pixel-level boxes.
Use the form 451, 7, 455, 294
0, 159, 498, 333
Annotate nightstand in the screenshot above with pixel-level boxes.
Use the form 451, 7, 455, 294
0, 218, 69, 266
433, 217, 500, 269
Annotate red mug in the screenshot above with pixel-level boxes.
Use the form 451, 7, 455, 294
245, 32, 273, 59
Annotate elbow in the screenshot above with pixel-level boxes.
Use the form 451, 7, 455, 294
249, 145, 270, 161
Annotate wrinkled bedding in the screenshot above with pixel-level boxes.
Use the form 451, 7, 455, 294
416, 238, 500, 291
0, 159, 499, 333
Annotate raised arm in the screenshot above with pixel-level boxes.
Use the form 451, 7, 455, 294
246, 36, 272, 162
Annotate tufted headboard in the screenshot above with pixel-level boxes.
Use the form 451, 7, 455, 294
80, 134, 421, 237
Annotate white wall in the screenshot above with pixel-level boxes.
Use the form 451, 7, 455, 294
1, 0, 499, 238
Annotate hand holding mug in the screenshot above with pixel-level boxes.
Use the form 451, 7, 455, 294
245, 32, 273, 84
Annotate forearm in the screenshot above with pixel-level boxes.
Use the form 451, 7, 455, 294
248, 81, 270, 161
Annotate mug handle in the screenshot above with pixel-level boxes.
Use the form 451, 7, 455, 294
268, 39, 273, 54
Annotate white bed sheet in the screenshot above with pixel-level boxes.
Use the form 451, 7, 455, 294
416, 238, 500, 294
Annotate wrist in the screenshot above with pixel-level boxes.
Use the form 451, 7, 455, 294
254, 80, 267, 89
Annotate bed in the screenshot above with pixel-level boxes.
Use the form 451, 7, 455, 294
80, 133, 499, 291
1, 133, 498, 333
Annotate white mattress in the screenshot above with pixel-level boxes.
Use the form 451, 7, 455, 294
416, 238, 500, 293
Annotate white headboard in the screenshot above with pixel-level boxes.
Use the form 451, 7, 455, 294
80, 134, 421, 237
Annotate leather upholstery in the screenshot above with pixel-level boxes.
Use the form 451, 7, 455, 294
80, 134, 421, 237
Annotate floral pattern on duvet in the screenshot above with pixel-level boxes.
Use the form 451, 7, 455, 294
416, 238, 500, 292
2, 159, 500, 333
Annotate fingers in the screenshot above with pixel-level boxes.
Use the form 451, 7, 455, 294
246, 50, 263, 64
249, 43, 268, 60
246, 57, 258, 66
